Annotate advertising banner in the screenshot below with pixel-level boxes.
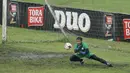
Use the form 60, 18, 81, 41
28, 7, 44, 27
6, 1, 130, 42
123, 19, 130, 39
44, 5, 105, 38
104, 14, 114, 40
9, 2, 18, 25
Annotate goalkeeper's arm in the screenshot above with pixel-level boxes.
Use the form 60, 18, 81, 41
74, 49, 79, 53
75, 48, 90, 54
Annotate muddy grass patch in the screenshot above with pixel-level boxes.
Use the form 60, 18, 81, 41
0, 52, 72, 60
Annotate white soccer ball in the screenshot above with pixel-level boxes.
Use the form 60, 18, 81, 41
64, 43, 72, 50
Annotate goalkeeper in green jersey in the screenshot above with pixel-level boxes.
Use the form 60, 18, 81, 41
70, 37, 113, 67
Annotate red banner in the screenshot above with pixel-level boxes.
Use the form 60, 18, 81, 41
28, 7, 44, 27
123, 19, 130, 39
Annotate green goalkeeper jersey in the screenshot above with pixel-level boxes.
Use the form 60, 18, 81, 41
74, 42, 93, 58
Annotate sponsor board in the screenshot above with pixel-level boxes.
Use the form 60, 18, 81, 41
123, 19, 130, 39
28, 7, 44, 27
9, 2, 18, 25
44, 6, 105, 38
104, 15, 113, 38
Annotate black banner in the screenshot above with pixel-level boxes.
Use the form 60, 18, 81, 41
44, 5, 108, 39
4, 1, 130, 42
44, 5, 130, 41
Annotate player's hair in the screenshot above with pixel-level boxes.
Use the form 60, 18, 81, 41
76, 37, 83, 41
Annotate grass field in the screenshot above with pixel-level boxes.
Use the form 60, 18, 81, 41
0, 25, 130, 73
21, 0, 130, 14
1, 0, 130, 73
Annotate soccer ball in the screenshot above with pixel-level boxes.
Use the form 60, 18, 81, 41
64, 43, 72, 50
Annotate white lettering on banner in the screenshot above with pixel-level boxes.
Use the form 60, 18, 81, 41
126, 29, 130, 36
30, 17, 42, 23
124, 22, 130, 28
66, 11, 79, 30
29, 9, 42, 16
78, 13, 91, 32
53, 10, 91, 33
54, 10, 66, 28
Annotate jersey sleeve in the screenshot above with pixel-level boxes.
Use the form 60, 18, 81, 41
83, 43, 88, 49
74, 44, 77, 50
74, 44, 80, 53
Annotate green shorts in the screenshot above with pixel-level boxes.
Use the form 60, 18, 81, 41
75, 53, 94, 58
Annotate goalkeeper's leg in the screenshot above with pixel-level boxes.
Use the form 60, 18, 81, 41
70, 55, 84, 65
89, 54, 113, 67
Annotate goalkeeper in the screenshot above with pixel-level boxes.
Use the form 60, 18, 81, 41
70, 37, 113, 67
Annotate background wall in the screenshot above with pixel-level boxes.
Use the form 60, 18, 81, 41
1, 1, 130, 42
